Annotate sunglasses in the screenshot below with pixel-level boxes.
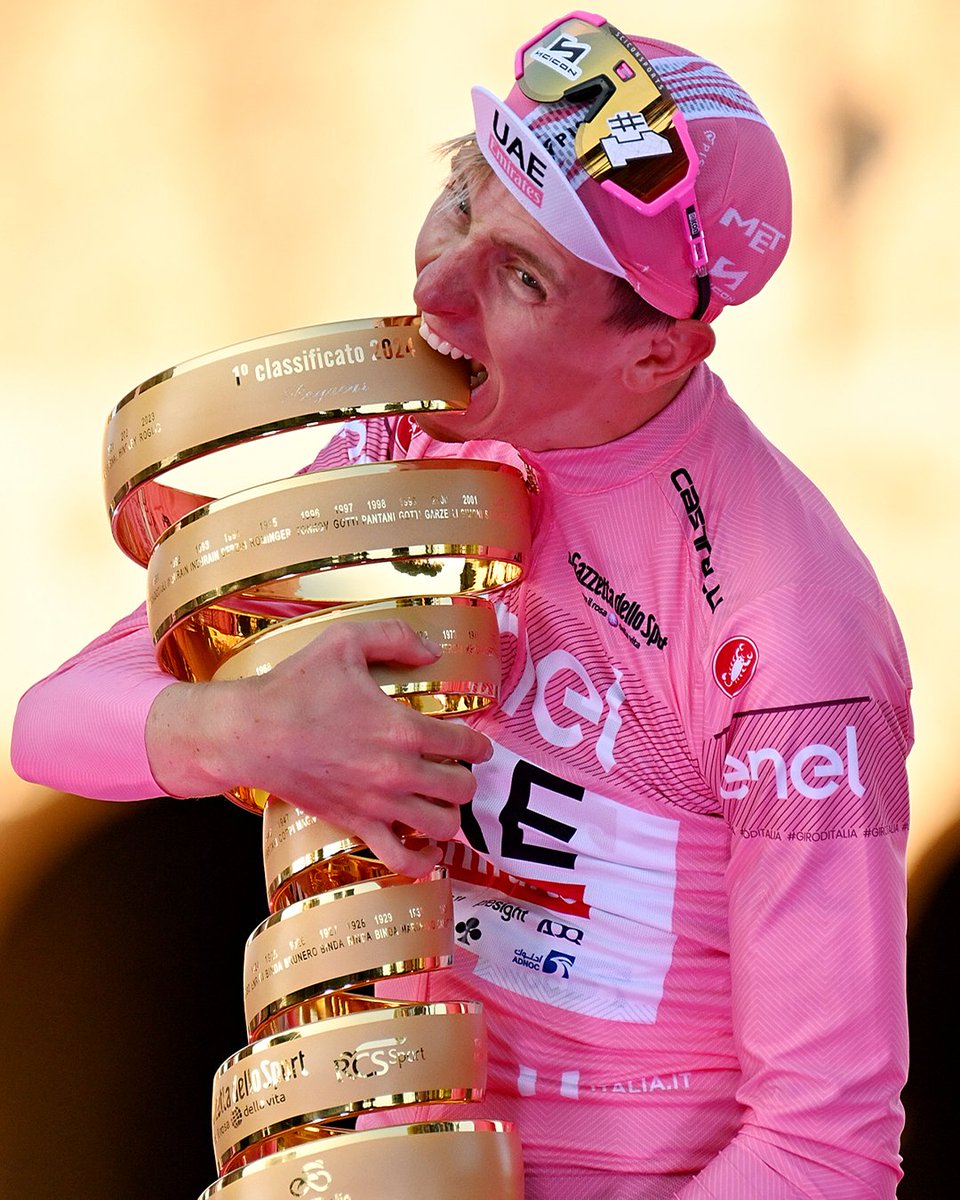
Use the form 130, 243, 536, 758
515, 11, 711, 318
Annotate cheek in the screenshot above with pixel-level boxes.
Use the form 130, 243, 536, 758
413, 202, 445, 273
517, 343, 602, 387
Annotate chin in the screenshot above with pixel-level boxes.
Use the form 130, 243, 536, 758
416, 389, 495, 443
413, 412, 474, 443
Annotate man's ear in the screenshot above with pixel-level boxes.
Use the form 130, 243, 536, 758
621, 318, 716, 393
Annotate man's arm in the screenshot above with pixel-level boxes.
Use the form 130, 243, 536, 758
679, 585, 911, 1197
145, 619, 492, 876
678, 818, 908, 1197
12, 603, 173, 800
13, 606, 492, 878
11, 417, 494, 876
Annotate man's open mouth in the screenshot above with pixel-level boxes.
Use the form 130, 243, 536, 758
419, 317, 488, 389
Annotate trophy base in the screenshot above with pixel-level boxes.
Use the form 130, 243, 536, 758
199, 1120, 525, 1200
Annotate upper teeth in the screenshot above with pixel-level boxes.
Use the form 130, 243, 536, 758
419, 316, 467, 360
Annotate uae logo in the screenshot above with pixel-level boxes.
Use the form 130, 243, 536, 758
712, 637, 759, 698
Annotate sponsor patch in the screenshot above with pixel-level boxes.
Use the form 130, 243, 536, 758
531, 33, 592, 81
712, 636, 758, 698
600, 110, 672, 167
455, 916, 482, 945
670, 466, 723, 611
568, 549, 668, 650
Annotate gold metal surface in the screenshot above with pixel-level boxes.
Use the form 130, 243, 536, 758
261, 801, 393, 908
269, 856, 392, 909
146, 460, 529, 646
197, 1120, 524, 1200
196, 597, 500, 817
105, 316, 471, 564
212, 1002, 486, 1172
212, 595, 500, 696
244, 872, 454, 1037
256, 991, 400, 1032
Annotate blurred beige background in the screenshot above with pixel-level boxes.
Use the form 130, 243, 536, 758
2, 0, 957, 912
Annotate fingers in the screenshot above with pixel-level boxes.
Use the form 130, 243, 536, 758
362, 824, 444, 879
405, 710, 493, 767
394, 792, 464, 841
338, 618, 444, 669
220, 615, 494, 876
401, 758, 478, 814
359, 797, 466, 879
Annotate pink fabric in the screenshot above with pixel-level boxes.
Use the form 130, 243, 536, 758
11, 604, 172, 799
11, 370, 910, 1195
374, 367, 910, 1195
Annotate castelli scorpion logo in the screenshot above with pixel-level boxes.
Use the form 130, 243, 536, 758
712, 637, 759, 698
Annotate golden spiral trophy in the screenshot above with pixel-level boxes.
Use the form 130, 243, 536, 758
103, 317, 528, 1199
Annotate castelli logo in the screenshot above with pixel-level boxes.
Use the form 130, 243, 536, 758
713, 637, 759, 698
393, 413, 418, 456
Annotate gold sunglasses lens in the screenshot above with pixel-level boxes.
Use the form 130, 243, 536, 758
519, 20, 688, 207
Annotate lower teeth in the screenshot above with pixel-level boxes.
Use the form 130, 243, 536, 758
470, 369, 488, 389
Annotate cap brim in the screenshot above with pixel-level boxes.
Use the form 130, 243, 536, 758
471, 86, 626, 280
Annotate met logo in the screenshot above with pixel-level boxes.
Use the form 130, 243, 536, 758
721, 725, 865, 802
719, 206, 787, 254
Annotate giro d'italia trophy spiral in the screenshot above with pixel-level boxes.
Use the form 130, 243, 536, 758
102, 316, 529, 1199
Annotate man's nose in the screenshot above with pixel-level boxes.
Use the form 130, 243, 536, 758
413, 238, 476, 318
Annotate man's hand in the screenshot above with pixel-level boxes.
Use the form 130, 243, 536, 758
146, 618, 492, 876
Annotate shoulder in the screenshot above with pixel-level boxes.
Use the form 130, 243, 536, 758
656, 373, 896, 631
650, 370, 910, 727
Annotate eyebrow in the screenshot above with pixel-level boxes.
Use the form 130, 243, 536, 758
489, 233, 567, 296
445, 155, 570, 296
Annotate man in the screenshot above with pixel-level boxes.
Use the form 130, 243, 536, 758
13, 13, 910, 1197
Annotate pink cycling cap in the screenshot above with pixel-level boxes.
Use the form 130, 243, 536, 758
472, 25, 792, 321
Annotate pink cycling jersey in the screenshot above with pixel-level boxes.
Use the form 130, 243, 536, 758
12, 363, 911, 1197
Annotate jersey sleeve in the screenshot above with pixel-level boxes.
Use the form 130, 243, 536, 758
11, 603, 172, 800
682, 585, 911, 1196
11, 417, 399, 801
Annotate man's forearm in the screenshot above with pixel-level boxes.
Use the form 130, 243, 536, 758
676, 1128, 899, 1198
